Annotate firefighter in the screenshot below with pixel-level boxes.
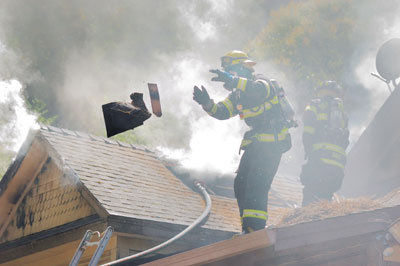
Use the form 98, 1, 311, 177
300, 80, 349, 206
192, 50, 294, 234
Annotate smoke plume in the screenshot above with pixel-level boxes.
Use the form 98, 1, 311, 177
0, 80, 38, 151
0, 0, 286, 175
0, 0, 399, 179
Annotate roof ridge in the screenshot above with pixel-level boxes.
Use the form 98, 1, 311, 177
39, 124, 154, 154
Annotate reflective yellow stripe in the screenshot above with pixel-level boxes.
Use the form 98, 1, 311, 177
222, 98, 234, 117
264, 101, 273, 110
242, 101, 272, 119
241, 96, 276, 119
256, 133, 275, 142
210, 104, 217, 115
270, 95, 279, 104
278, 128, 289, 140
243, 215, 268, 220
240, 139, 253, 148
243, 209, 268, 221
313, 142, 345, 155
242, 106, 263, 119
303, 126, 315, 134
256, 128, 288, 142
321, 158, 345, 169
317, 113, 328, 120
231, 58, 245, 65
237, 77, 248, 91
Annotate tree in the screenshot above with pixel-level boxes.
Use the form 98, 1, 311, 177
247, 0, 397, 108
26, 97, 58, 125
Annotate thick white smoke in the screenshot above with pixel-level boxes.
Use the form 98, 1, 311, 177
0, 79, 38, 152
0, 0, 275, 176
1, 0, 399, 180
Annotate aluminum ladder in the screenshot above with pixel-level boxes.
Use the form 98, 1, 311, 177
70, 226, 114, 266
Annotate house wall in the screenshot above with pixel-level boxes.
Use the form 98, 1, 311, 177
0, 234, 117, 266
0, 138, 48, 240
1, 232, 197, 266
0, 156, 97, 243
116, 234, 192, 259
341, 87, 400, 197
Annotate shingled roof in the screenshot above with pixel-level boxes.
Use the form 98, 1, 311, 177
41, 125, 241, 232
0, 125, 241, 246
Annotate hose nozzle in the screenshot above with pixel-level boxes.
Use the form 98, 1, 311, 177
194, 180, 207, 191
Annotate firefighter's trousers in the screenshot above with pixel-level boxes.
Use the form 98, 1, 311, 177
234, 143, 282, 233
300, 158, 344, 206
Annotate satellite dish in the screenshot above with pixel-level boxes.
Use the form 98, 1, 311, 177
376, 38, 400, 81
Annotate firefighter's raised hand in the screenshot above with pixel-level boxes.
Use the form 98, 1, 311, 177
193, 85, 211, 107
210, 69, 233, 82
210, 69, 236, 90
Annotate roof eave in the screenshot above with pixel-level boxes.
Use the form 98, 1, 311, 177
107, 214, 237, 245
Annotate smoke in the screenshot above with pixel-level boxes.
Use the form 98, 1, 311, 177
0, 39, 40, 175
0, 0, 285, 176
348, 2, 400, 148
0, 80, 38, 152
0, 0, 399, 180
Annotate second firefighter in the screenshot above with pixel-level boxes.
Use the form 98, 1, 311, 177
300, 81, 350, 206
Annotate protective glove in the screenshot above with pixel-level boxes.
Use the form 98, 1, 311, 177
193, 85, 212, 107
210, 69, 236, 90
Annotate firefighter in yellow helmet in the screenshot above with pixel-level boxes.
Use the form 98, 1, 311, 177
300, 81, 349, 206
193, 50, 296, 234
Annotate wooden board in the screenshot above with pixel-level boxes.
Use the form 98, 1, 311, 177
142, 229, 275, 266
148, 83, 162, 117
116, 234, 188, 259
141, 206, 400, 266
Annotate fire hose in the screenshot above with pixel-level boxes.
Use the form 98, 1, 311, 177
101, 180, 211, 266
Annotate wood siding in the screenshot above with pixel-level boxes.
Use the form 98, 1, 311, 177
116, 234, 189, 260
0, 139, 48, 239
0, 235, 117, 266
1, 156, 96, 243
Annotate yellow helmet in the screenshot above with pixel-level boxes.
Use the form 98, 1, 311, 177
220, 50, 256, 71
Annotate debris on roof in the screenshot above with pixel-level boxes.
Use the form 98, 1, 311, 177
277, 197, 383, 227
377, 187, 400, 208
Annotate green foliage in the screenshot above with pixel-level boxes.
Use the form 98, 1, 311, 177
26, 97, 58, 125
247, 0, 377, 99
110, 131, 147, 146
